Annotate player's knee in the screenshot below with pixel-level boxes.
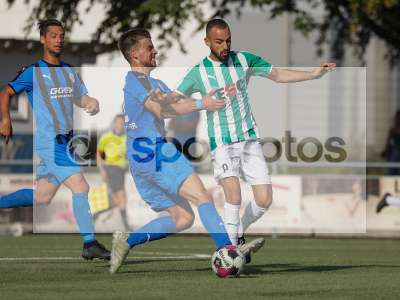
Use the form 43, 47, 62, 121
174, 211, 194, 231
73, 181, 90, 194
257, 189, 273, 209
35, 190, 53, 205
192, 185, 213, 204
225, 193, 242, 205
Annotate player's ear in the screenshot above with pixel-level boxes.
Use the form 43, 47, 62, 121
129, 48, 137, 63
204, 37, 210, 47
40, 34, 45, 45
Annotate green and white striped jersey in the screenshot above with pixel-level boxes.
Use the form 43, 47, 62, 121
176, 51, 273, 151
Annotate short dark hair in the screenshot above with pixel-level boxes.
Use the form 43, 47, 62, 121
118, 28, 151, 63
38, 19, 64, 36
114, 114, 125, 121
206, 19, 229, 35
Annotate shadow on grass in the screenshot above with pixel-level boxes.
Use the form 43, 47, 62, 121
93, 256, 211, 273
242, 263, 400, 276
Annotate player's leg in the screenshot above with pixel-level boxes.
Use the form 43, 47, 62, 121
127, 200, 194, 248
113, 190, 130, 230
0, 160, 63, 209
235, 183, 271, 261
63, 173, 110, 260
0, 189, 34, 208
377, 193, 400, 213
236, 140, 272, 261
179, 173, 232, 249
238, 140, 273, 234
219, 177, 242, 246
107, 166, 130, 230
211, 144, 242, 246
125, 172, 194, 246
35, 178, 60, 205
110, 180, 194, 274
240, 184, 272, 234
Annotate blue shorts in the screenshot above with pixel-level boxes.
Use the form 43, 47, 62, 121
129, 150, 193, 212
35, 145, 82, 186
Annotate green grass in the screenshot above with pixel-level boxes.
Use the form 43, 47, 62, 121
0, 235, 399, 300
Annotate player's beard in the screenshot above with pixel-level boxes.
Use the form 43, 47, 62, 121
211, 48, 230, 62
48, 47, 62, 58
145, 57, 157, 70
50, 50, 61, 58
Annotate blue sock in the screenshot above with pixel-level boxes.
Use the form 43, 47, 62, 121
72, 192, 96, 244
198, 202, 232, 248
127, 216, 177, 248
0, 189, 34, 208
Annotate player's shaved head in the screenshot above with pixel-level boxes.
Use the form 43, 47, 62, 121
206, 19, 229, 36
38, 19, 64, 37
204, 19, 231, 62
119, 28, 151, 63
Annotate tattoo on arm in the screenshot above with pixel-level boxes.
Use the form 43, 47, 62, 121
160, 103, 178, 118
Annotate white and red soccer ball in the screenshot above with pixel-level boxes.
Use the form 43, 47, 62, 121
211, 245, 245, 278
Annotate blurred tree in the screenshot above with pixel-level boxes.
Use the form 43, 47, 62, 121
6, 0, 400, 65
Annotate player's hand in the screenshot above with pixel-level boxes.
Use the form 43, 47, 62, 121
0, 118, 13, 144
84, 97, 100, 115
202, 89, 226, 111
311, 63, 336, 79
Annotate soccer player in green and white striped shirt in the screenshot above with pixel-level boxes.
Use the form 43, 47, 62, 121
174, 19, 336, 262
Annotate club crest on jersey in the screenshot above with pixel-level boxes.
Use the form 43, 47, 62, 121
217, 78, 246, 99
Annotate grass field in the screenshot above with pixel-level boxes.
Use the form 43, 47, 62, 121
0, 235, 399, 300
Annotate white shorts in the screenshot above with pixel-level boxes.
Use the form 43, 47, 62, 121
211, 140, 271, 185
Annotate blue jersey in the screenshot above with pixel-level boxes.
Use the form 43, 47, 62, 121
8, 59, 87, 149
124, 71, 193, 208
124, 71, 173, 173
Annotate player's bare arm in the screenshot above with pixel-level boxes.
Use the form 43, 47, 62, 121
0, 85, 15, 143
75, 94, 100, 115
148, 89, 183, 104
144, 90, 225, 119
268, 63, 336, 83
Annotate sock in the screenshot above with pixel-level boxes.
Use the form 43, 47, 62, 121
119, 208, 130, 230
224, 202, 240, 246
198, 202, 231, 248
72, 192, 96, 244
0, 189, 34, 208
127, 216, 177, 248
239, 201, 268, 236
386, 195, 400, 207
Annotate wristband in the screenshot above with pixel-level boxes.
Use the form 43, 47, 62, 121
195, 99, 203, 110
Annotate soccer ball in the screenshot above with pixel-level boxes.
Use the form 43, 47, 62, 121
211, 245, 245, 278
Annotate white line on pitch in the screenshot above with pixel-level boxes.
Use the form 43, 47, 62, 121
0, 254, 210, 261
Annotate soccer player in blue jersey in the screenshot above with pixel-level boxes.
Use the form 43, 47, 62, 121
0, 19, 110, 260
109, 28, 234, 274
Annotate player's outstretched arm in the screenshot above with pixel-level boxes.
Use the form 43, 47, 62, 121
0, 86, 15, 144
75, 95, 100, 115
144, 90, 225, 119
268, 63, 336, 83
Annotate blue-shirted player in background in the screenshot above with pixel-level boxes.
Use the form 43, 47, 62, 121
0, 19, 110, 260
109, 28, 235, 273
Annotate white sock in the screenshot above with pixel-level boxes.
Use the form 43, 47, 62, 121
224, 202, 241, 246
240, 201, 268, 236
386, 195, 400, 207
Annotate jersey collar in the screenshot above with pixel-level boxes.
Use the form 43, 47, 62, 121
205, 55, 230, 67
40, 59, 62, 67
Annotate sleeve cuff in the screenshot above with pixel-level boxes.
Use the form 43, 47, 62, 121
7, 83, 17, 94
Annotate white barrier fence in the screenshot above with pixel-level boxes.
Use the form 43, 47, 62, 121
1, 173, 399, 237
